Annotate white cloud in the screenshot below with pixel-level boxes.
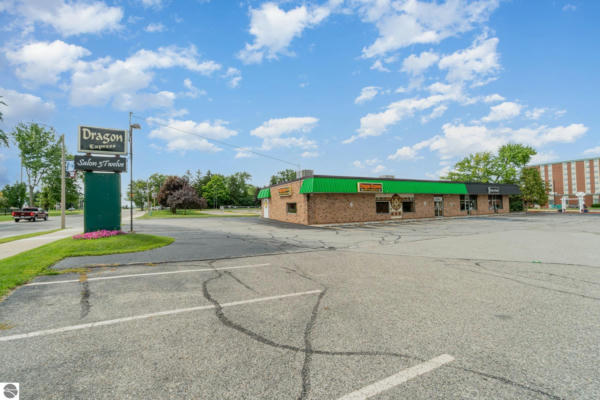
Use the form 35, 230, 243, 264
12, 0, 123, 36
358, 0, 499, 58
346, 87, 465, 143
525, 107, 546, 120
372, 164, 386, 173
529, 151, 558, 165
388, 146, 419, 160
251, 116, 318, 150
234, 147, 254, 158
583, 146, 600, 156
562, 4, 576, 11
238, 1, 338, 64
182, 78, 206, 98
404, 122, 588, 160
145, 23, 166, 33
401, 51, 439, 75
421, 104, 448, 123
147, 117, 237, 152
140, 0, 164, 8
370, 60, 390, 72
355, 86, 380, 104
0, 87, 55, 127
438, 36, 500, 84
301, 151, 319, 158
483, 93, 504, 103
353, 158, 380, 168
70, 45, 221, 108
223, 67, 242, 88
481, 101, 522, 122
6, 40, 90, 85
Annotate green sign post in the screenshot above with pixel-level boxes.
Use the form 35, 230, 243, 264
84, 172, 121, 232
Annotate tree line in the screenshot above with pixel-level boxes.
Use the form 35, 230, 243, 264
127, 170, 261, 213
0, 119, 80, 211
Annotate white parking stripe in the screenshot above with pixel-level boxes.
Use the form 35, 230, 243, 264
337, 354, 455, 400
26, 263, 272, 286
0, 289, 321, 342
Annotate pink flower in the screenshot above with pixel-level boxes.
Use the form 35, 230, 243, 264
73, 230, 126, 240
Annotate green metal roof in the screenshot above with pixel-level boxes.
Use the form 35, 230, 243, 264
257, 188, 271, 199
299, 177, 468, 195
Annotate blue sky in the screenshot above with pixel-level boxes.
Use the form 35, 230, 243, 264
1, 0, 598, 190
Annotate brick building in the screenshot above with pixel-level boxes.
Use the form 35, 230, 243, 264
531, 157, 600, 207
257, 175, 520, 225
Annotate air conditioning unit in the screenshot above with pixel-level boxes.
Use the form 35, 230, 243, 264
379, 175, 395, 179
296, 169, 314, 178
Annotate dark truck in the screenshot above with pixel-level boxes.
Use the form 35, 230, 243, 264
12, 207, 48, 222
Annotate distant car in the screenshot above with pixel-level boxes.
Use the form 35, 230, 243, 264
12, 207, 48, 222
68, 207, 76, 211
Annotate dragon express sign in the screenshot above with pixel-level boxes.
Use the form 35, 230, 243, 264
78, 126, 128, 155
357, 182, 383, 193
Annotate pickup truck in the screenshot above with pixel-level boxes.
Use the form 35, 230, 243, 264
12, 207, 49, 222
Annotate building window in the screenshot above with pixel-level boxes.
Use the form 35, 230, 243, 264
376, 201, 389, 214
488, 195, 503, 210
402, 200, 415, 213
287, 203, 297, 214
461, 195, 479, 211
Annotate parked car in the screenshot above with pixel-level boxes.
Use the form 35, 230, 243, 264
12, 207, 49, 222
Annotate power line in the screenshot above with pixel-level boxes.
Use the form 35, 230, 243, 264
131, 113, 301, 169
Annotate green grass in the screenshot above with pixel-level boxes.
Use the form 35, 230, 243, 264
139, 209, 258, 219
0, 228, 63, 245
0, 233, 174, 299
0, 215, 13, 222
48, 210, 83, 216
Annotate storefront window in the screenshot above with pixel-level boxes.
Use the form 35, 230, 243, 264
287, 203, 297, 214
470, 195, 478, 210
488, 195, 503, 210
402, 200, 415, 213
376, 201, 389, 214
460, 195, 478, 211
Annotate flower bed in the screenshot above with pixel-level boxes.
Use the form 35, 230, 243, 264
73, 230, 126, 240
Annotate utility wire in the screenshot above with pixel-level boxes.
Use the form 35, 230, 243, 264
131, 113, 301, 170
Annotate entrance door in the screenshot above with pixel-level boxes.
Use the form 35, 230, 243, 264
264, 199, 269, 218
434, 197, 443, 217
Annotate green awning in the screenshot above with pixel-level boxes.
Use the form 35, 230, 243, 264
299, 177, 468, 195
257, 188, 271, 199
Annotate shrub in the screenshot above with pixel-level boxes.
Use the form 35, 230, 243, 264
73, 230, 125, 240
591, 203, 600, 208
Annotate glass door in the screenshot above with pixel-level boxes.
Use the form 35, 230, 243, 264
434, 197, 443, 217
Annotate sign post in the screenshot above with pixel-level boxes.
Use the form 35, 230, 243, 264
77, 125, 128, 233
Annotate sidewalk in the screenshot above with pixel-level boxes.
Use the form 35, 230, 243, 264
0, 228, 81, 260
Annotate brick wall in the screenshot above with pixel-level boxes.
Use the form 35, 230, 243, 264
264, 180, 309, 224
307, 193, 389, 224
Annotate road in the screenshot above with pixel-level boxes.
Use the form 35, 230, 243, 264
1, 214, 599, 399
0, 214, 83, 238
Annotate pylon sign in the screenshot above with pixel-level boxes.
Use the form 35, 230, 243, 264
78, 125, 127, 232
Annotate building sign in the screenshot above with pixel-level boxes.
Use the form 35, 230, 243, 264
488, 186, 500, 194
357, 182, 383, 193
74, 155, 127, 172
434, 196, 443, 202
278, 186, 292, 197
390, 194, 402, 211
78, 126, 127, 155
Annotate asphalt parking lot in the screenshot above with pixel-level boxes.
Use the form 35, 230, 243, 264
1, 214, 599, 399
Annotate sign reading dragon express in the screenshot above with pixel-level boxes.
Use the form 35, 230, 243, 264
74, 155, 127, 173
78, 126, 127, 155
357, 182, 383, 193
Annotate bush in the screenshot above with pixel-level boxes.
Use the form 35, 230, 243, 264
591, 203, 600, 208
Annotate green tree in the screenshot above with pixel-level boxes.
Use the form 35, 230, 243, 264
520, 167, 548, 209
127, 179, 149, 211
226, 172, 253, 206
443, 152, 496, 182
494, 144, 537, 184
147, 173, 166, 202
11, 123, 61, 205
443, 144, 537, 184
2, 183, 27, 208
0, 96, 8, 147
39, 175, 80, 210
269, 169, 297, 185
202, 175, 229, 208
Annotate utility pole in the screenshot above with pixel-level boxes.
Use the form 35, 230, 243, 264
129, 112, 133, 232
60, 134, 66, 229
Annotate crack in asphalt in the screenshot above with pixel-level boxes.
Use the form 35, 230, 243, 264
223, 270, 258, 293
79, 280, 91, 319
202, 264, 564, 400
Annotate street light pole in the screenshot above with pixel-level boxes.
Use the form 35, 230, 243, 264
128, 112, 141, 233
60, 134, 66, 229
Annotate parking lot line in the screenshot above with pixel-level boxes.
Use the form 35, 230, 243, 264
0, 289, 321, 342
337, 354, 455, 400
25, 263, 272, 286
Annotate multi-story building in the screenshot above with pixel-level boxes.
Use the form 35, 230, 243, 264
531, 158, 600, 207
